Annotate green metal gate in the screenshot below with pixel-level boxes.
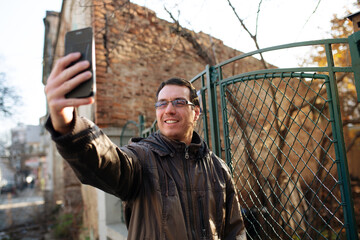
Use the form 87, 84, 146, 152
140, 32, 360, 239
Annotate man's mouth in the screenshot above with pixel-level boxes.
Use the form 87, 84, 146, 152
164, 120, 178, 124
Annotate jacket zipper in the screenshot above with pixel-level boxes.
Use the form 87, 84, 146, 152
198, 197, 207, 238
185, 146, 189, 159
183, 146, 196, 239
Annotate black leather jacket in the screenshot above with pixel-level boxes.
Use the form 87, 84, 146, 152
46, 116, 246, 240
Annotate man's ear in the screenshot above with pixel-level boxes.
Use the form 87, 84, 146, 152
194, 106, 201, 121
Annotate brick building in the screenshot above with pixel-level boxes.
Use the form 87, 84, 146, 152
42, 0, 266, 239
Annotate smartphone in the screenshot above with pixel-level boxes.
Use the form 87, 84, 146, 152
64, 27, 96, 98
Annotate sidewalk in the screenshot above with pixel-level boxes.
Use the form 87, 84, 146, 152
0, 187, 47, 239
0, 187, 44, 209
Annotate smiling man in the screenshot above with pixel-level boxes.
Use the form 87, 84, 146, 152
155, 78, 201, 145
45, 53, 246, 239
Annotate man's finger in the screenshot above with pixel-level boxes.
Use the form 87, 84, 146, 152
48, 52, 81, 80
58, 70, 92, 97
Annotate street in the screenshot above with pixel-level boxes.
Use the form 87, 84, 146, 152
0, 188, 48, 239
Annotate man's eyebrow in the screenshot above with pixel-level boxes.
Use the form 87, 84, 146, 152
157, 97, 187, 101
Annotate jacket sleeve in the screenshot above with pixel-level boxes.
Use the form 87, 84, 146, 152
45, 114, 142, 200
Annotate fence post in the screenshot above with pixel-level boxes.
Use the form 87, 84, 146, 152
348, 31, 360, 103
139, 115, 145, 136
219, 81, 233, 173
326, 41, 359, 240
206, 65, 222, 157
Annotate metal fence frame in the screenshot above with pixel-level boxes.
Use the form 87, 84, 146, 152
138, 32, 360, 239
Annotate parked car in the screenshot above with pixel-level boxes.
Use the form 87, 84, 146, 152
0, 179, 16, 194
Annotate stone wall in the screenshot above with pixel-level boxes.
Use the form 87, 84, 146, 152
92, 0, 248, 128
45, 0, 266, 238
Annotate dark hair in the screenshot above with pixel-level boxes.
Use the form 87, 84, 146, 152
156, 77, 200, 107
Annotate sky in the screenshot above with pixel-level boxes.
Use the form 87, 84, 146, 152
0, 0, 358, 142
133, 0, 358, 65
0, 0, 62, 141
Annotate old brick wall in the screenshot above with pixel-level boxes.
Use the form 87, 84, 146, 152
92, 0, 247, 128
46, 0, 268, 238
89, 1, 267, 238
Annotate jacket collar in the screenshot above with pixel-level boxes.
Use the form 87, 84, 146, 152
130, 131, 208, 159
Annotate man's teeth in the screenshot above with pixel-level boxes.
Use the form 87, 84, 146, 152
165, 120, 177, 123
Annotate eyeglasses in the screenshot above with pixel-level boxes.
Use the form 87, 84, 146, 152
155, 99, 195, 109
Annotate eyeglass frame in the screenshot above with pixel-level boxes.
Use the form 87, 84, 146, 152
155, 98, 195, 109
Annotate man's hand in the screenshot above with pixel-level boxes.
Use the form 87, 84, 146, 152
44, 52, 94, 135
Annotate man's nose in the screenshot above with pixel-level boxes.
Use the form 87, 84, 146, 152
164, 102, 176, 113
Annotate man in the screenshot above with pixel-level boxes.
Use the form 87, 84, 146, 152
45, 52, 246, 239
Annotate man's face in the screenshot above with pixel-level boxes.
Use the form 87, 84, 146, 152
156, 84, 200, 145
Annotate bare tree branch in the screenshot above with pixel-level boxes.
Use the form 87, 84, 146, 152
346, 130, 360, 152
226, 0, 267, 69
342, 118, 360, 152
165, 7, 215, 66
296, 0, 322, 39
0, 73, 21, 117
255, 0, 263, 37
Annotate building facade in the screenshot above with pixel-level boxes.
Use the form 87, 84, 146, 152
41, 0, 265, 239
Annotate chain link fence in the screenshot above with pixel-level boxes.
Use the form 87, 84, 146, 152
138, 33, 360, 239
